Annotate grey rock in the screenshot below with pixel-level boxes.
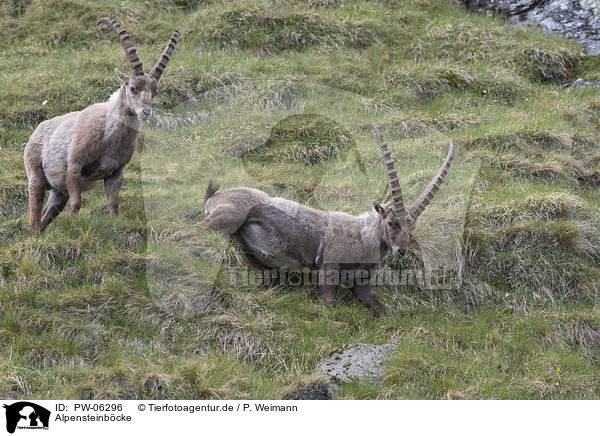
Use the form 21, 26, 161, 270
465, 0, 600, 54
317, 343, 398, 383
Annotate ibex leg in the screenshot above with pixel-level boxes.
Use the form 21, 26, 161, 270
104, 167, 123, 217
318, 264, 338, 305
40, 190, 68, 231
353, 284, 387, 316
66, 163, 82, 215
200, 204, 246, 235
27, 178, 46, 236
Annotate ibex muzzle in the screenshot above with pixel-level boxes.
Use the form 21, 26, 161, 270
201, 125, 454, 315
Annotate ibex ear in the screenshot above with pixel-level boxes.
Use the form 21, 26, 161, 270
373, 202, 386, 217
115, 68, 129, 84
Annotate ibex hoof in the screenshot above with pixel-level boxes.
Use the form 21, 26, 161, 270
319, 295, 335, 305
373, 305, 388, 317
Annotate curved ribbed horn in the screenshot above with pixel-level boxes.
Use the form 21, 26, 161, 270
149, 26, 181, 81
409, 141, 454, 220
98, 17, 144, 76
372, 123, 407, 220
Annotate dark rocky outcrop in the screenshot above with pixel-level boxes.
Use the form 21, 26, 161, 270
465, 0, 600, 54
284, 382, 332, 400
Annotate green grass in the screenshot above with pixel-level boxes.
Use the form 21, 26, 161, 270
1, 0, 600, 399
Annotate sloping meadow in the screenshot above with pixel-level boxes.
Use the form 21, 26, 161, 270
1, 0, 600, 399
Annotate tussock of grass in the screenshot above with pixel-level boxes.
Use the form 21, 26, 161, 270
0, 110, 48, 129
469, 192, 590, 229
383, 63, 521, 102
465, 130, 596, 152
0, 186, 27, 219
519, 47, 583, 84
560, 316, 600, 362
376, 113, 484, 140
244, 114, 354, 165
272, 0, 344, 7
205, 6, 380, 54
495, 219, 584, 253
200, 313, 279, 366
424, 21, 519, 63
284, 379, 331, 399
463, 185, 600, 307
1, 0, 101, 46
472, 149, 593, 186
157, 71, 242, 110
171, 0, 209, 11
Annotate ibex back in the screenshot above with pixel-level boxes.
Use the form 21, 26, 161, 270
201, 125, 454, 315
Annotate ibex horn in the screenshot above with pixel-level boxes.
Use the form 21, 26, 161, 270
372, 123, 408, 220
149, 26, 181, 81
98, 17, 144, 77
409, 141, 454, 220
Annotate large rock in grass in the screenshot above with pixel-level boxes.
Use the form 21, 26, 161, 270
317, 343, 397, 383
465, 0, 600, 55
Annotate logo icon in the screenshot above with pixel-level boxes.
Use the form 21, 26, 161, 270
3, 402, 50, 434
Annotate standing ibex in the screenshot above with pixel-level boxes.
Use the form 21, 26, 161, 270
201, 124, 454, 315
24, 18, 180, 235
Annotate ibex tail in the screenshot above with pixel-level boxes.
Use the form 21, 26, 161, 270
204, 180, 220, 207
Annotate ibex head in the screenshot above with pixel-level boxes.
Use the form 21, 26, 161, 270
371, 124, 454, 259
98, 17, 181, 121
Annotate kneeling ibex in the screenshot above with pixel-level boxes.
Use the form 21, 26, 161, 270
24, 18, 180, 235
201, 124, 454, 315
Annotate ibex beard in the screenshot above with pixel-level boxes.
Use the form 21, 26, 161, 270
24, 18, 180, 235
201, 124, 454, 316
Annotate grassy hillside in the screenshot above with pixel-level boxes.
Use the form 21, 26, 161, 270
1, 0, 600, 399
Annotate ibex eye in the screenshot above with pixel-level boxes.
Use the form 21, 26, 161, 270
130, 87, 137, 94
